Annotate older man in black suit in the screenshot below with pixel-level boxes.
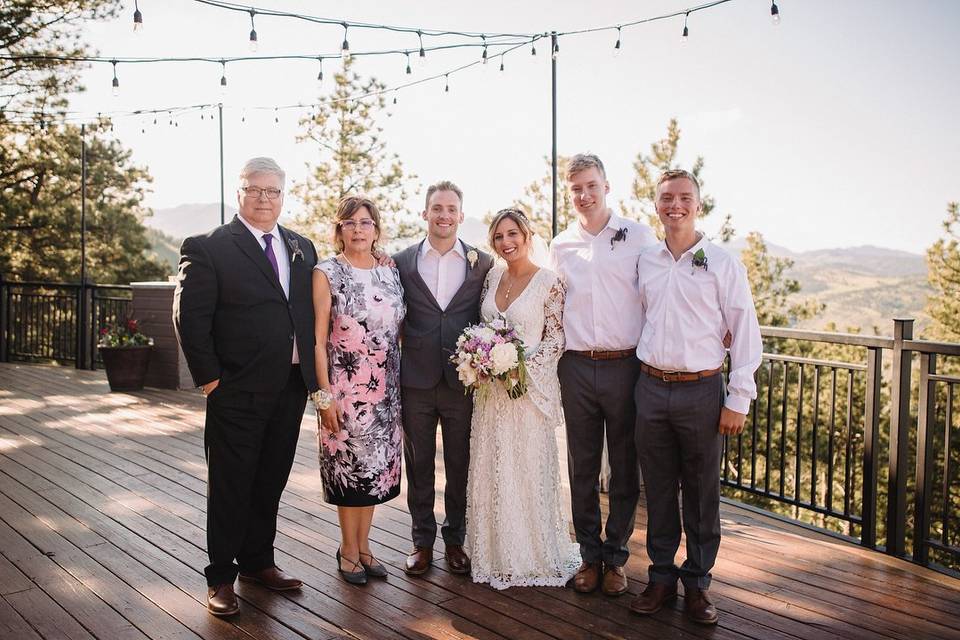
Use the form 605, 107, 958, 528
173, 157, 319, 616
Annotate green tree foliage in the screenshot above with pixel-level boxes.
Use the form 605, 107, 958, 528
621, 118, 733, 241
490, 155, 575, 239
292, 58, 421, 256
924, 202, 960, 342
0, 123, 167, 283
740, 231, 824, 327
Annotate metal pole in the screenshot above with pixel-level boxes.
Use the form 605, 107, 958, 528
219, 103, 225, 225
886, 317, 914, 557
550, 31, 558, 238
78, 124, 88, 369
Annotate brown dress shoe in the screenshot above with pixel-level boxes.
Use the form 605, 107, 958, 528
238, 566, 302, 591
629, 582, 678, 615
444, 544, 471, 575
684, 588, 718, 625
207, 584, 239, 617
571, 561, 601, 593
405, 547, 433, 575
601, 564, 628, 596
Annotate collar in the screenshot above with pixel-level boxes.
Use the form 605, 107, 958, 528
421, 237, 465, 259
577, 209, 622, 240
237, 214, 280, 244
658, 231, 707, 260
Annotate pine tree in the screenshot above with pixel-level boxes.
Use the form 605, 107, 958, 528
481, 155, 575, 239
740, 232, 823, 327
292, 58, 421, 256
924, 202, 960, 342
621, 118, 733, 241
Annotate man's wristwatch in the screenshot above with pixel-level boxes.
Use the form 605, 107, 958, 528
311, 389, 333, 410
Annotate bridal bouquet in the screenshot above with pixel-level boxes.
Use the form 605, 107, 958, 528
450, 318, 528, 399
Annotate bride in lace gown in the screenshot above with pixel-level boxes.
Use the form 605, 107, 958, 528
465, 209, 580, 590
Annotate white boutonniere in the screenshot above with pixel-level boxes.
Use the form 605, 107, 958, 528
287, 237, 304, 262
467, 249, 479, 269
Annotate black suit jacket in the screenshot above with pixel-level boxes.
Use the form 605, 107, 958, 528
393, 239, 494, 390
173, 215, 319, 393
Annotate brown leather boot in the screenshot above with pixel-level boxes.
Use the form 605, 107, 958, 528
601, 564, 628, 596
571, 561, 601, 593
239, 566, 302, 591
684, 587, 718, 625
207, 583, 239, 617
405, 547, 433, 575
629, 582, 677, 615
444, 544, 471, 575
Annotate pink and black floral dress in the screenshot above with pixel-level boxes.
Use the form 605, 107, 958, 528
316, 257, 405, 506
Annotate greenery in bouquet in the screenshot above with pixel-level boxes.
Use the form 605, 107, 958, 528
451, 318, 528, 399
98, 318, 154, 348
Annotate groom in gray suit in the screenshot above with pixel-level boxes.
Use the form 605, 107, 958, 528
393, 180, 494, 576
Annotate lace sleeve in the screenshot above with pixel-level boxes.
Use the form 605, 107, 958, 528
526, 278, 565, 370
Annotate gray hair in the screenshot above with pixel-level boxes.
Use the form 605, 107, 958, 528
239, 157, 285, 188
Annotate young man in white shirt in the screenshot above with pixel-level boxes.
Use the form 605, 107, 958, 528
549, 154, 658, 596
630, 169, 762, 625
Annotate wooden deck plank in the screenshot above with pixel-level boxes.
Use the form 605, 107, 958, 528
4, 362, 960, 640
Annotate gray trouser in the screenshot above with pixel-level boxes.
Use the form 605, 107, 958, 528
635, 370, 724, 590
558, 353, 640, 567
401, 381, 473, 548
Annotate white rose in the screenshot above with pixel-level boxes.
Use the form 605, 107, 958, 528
476, 327, 496, 342
489, 342, 519, 376
457, 360, 478, 386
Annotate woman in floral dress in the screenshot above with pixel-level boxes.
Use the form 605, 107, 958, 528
312, 195, 405, 584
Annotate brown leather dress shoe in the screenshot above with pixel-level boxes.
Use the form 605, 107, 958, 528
207, 584, 239, 617
405, 547, 433, 575
601, 564, 628, 596
629, 582, 678, 615
238, 566, 302, 591
444, 544, 471, 575
571, 561, 601, 593
684, 588, 718, 625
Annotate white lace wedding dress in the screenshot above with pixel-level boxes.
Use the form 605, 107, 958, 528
465, 265, 580, 590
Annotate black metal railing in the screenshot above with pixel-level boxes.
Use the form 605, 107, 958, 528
0, 278, 132, 369
721, 320, 960, 578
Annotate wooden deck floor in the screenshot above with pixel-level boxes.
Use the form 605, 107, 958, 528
1, 362, 959, 640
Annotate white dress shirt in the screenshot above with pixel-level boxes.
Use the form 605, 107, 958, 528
549, 212, 658, 351
417, 237, 466, 310
237, 215, 299, 364
635, 235, 763, 415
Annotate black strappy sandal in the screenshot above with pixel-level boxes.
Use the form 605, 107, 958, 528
336, 547, 368, 585
359, 551, 388, 578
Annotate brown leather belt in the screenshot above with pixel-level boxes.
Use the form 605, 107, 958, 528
566, 348, 636, 361
640, 362, 722, 382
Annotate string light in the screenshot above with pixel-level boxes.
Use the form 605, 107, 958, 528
405, 51, 411, 75
111, 60, 119, 97
681, 12, 689, 43
614, 26, 622, 56
418, 31, 426, 63
482, 36, 488, 64
219, 60, 227, 94
393, 90, 398, 105
133, 0, 143, 32
552, 39, 559, 60
770, 2, 781, 25
499, 56, 504, 72
274, 107, 279, 123
531, 41, 537, 56
248, 9, 258, 52
341, 23, 350, 59
444, 73, 449, 93
316, 57, 324, 82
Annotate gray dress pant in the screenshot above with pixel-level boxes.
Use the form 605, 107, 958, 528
402, 380, 473, 548
635, 371, 724, 590
558, 352, 641, 567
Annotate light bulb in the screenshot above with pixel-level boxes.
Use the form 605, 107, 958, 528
341, 23, 350, 59
614, 28, 622, 57
771, 2, 781, 25
133, 2, 143, 32
248, 10, 258, 52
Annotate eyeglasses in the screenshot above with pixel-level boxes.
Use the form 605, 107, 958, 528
340, 219, 377, 230
240, 186, 283, 200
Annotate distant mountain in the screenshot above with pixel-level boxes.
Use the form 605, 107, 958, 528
146, 203, 237, 239
143, 228, 180, 277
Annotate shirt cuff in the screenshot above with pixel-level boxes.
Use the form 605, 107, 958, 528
724, 393, 752, 416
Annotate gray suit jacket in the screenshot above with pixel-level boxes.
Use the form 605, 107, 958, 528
394, 239, 494, 390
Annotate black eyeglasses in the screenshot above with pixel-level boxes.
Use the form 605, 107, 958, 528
240, 186, 282, 200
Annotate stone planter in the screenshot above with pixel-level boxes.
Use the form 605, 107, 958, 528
99, 345, 153, 391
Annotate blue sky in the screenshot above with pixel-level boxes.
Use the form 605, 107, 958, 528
68, 0, 960, 254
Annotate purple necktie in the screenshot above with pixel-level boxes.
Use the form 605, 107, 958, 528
262, 234, 281, 282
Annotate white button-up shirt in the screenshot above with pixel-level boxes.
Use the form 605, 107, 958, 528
237, 215, 299, 364
549, 212, 658, 351
417, 237, 466, 310
636, 235, 762, 414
